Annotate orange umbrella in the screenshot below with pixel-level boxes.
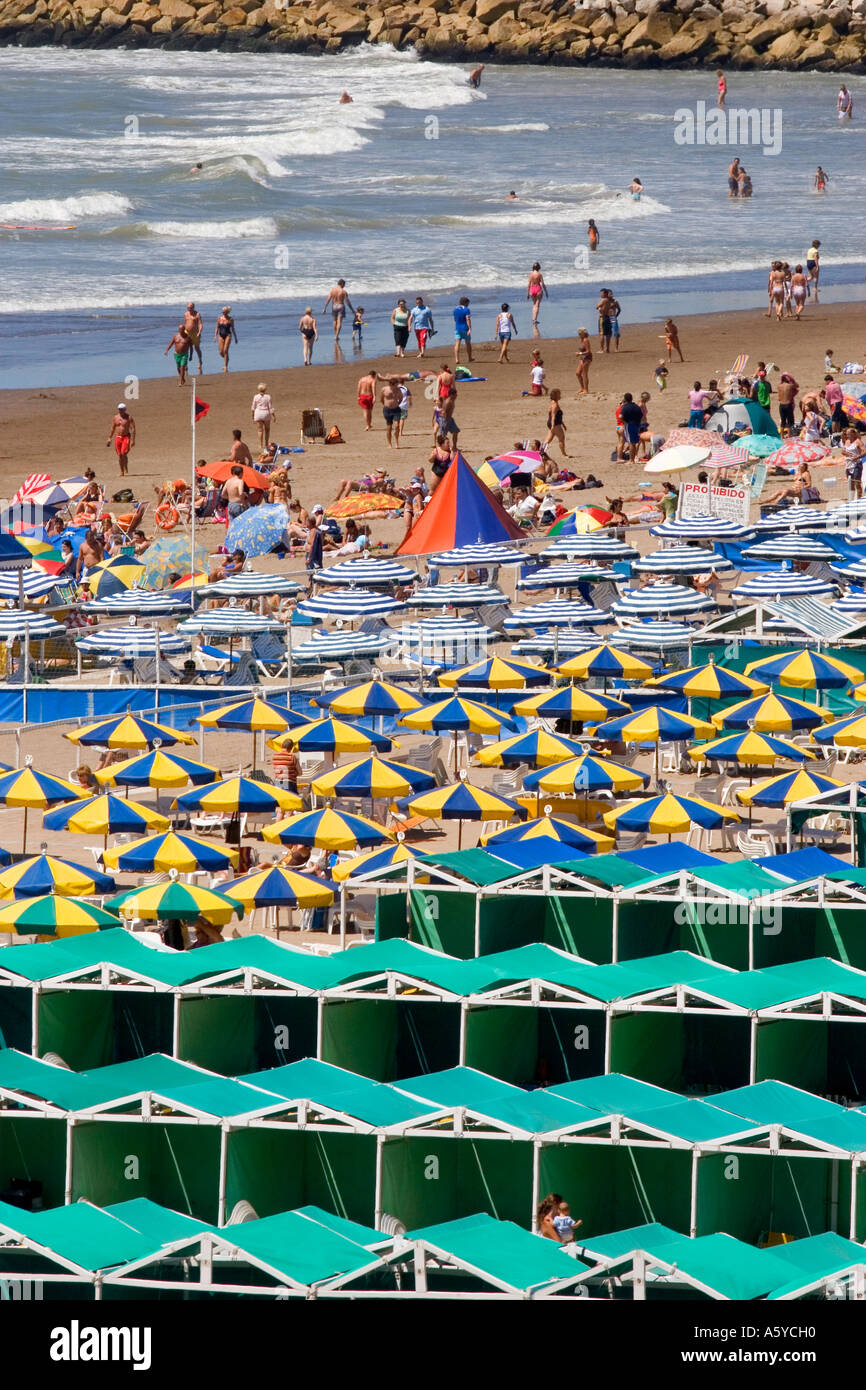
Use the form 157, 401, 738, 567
197, 461, 270, 490
327, 493, 405, 518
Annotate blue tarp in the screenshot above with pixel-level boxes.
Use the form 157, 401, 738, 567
486, 842, 590, 872
756, 847, 848, 882
621, 844, 721, 873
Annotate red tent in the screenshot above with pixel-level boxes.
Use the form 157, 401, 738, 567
397, 453, 524, 556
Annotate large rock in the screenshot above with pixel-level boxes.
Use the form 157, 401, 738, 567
657, 18, 715, 57
473, 0, 514, 23
221, 5, 249, 22
486, 13, 520, 39
158, 0, 194, 17
746, 14, 790, 45
764, 28, 806, 60
326, 7, 368, 34
621, 10, 676, 47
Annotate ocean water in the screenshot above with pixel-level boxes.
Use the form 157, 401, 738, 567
0, 44, 864, 386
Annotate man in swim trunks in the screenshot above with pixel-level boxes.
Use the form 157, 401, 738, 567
837, 84, 853, 120
323, 279, 354, 341
183, 302, 204, 372
165, 324, 191, 386
728, 157, 740, 198
468, 64, 484, 89
106, 402, 135, 478
221, 465, 248, 520
380, 376, 404, 449
409, 297, 434, 357
596, 289, 613, 354
229, 429, 254, 467
357, 370, 377, 430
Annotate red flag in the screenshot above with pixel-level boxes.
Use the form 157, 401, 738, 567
194, 398, 210, 421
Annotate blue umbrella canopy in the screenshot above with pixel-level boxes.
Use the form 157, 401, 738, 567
297, 588, 405, 619
504, 600, 609, 631
313, 558, 415, 587
202, 573, 302, 598
225, 504, 290, 559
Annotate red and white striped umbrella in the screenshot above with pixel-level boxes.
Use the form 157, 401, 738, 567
763, 440, 830, 468
11, 474, 51, 504
664, 429, 748, 469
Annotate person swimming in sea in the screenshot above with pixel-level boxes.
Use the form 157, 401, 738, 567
588, 219, 599, 251
628, 178, 643, 201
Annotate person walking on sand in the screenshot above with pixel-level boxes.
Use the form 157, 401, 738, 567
769, 262, 787, 321
453, 296, 472, 364
790, 265, 808, 319
183, 302, 203, 373
251, 383, 276, 450
357, 369, 377, 431
495, 303, 517, 362
436, 362, 457, 426
661, 317, 684, 363
298, 307, 318, 365
596, 289, 613, 354
380, 376, 403, 450
390, 298, 410, 357
716, 69, 727, 109
727, 157, 740, 198
806, 239, 821, 301
545, 389, 568, 458
526, 262, 548, 328
106, 402, 135, 477
575, 329, 592, 394
165, 324, 192, 386
409, 296, 434, 357
323, 279, 354, 341
214, 306, 237, 373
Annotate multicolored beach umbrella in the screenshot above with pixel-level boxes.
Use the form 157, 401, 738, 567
603, 792, 740, 838
262, 807, 394, 851
66, 714, 196, 751
763, 440, 830, 469
141, 534, 210, 589
107, 878, 243, 926
102, 831, 238, 875
315, 680, 425, 719
481, 813, 614, 854
744, 650, 863, 691
475, 730, 588, 769
475, 450, 545, 489
407, 778, 526, 849
222, 865, 335, 911
689, 730, 815, 766
43, 793, 169, 840
0, 852, 116, 900
173, 776, 302, 817
556, 644, 654, 683
269, 718, 393, 755
524, 753, 648, 796
311, 756, 435, 800
0, 766, 85, 853
0, 895, 121, 938
437, 656, 551, 691
545, 506, 612, 537
711, 692, 832, 734
512, 686, 631, 724
86, 553, 146, 599
94, 749, 221, 790
736, 770, 845, 808
396, 451, 524, 556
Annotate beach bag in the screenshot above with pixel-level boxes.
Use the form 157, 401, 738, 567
325, 425, 344, 444
112, 488, 134, 503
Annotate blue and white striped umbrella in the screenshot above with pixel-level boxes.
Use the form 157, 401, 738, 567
75, 626, 191, 655
88, 589, 192, 616
313, 557, 415, 587
754, 509, 833, 533
178, 610, 286, 637
396, 618, 495, 663
831, 560, 866, 582
429, 544, 524, 568
612, 585, 716, 618
732, 571, 837, 601
745, 535, 835, 561
540, 536, 639, 561
202, 573, 302, 598
0, 612, 65, 641
650, 517, 755, 541
612, 622, 698, 649
410, 583, 506, 609
292, 631, 394, 662
503, 601, 610, 631
832, 592, 866, 614
0, 570, 61, 601
631, 547, 734, 576
511, 636, 598, 660
297, 588, 405, 619
517, 564, 615, 590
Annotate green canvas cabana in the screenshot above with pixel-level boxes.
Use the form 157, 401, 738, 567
396, 1212, 590, 1298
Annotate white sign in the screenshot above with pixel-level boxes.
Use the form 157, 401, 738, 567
677, 481, 750, 526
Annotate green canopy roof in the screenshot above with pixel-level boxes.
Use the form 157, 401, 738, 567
0, 1200, 168, 1274
239, 1059, 444, 1130
636, 1231, 797, 1301
397, 1066, 601, 1137
765, 1232, 866, 1300
578, 1222, 682, 1263
292, 1205, 389, 1250
624, 1097, 766, 1145
0, 1049, 107, 1112
405, 1212, 585, 1294
416, 849, 535, 886
327, 938, 472, 995
561, 854, 662, 890
80, 1055, 287, 1119
549, 1073, 677, 1116
104, 1198, 215, 1246
215, 1209, 380, 1289
719, 1080, 866, 1154
690, 862, 797, 900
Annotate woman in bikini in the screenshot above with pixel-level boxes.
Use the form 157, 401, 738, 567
268, 469, 291, 506
428, 434, 453, 491
575, 328, 592, 394
545, 389, 569, 458
214, 306, 237, 373
436, 363, 457, 424
526, 261, 548, 327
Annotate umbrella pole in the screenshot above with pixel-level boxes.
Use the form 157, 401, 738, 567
22, 806, 27, 856
458, 818, 463, 851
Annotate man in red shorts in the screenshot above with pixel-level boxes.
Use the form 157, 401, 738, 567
106, 403, 135, 477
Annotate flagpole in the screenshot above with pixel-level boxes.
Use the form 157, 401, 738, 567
190, 360, 197, 591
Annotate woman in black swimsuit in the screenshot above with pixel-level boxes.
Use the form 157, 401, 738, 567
545, 389, 568, 458
214, 306, 237, 373
298, 307, 318, 366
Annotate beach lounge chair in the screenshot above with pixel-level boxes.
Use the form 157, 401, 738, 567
300, 408, 325, 445
251, 631, 288, 678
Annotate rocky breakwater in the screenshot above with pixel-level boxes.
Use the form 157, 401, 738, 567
0, 0, 864, 71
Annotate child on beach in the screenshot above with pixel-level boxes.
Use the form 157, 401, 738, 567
352, 307, 365, 346
825, 348, 839, 372
552, 1201, 583, 1244
530, 357, 547, 396
655, 361, 669, 391
661, 318, 684, 363
495, 303, 517, 362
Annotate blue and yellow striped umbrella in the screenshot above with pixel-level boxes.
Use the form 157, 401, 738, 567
311, 756, 435, 800
736, 770, 845, 808
197, 697, 305, 733
482, 814, 614, 854
222, 865, 335, 910
173, 776, 302, 816
66, 714, 196, 750
0, 765, 86, 853
408, 778, 526, 849
475, 730, 588, 769
511, 686, 631, 723
745, 650, 863, 691
87, 553, 147, 599
400, 696, 514, 736
315, 680, 425, 719
438, 656, 551, 691
331, 841, 429, 882
0, 852, 116, 900
593, 706, 715, 744
811, 713, 866, 749
270, 718, 393, 755
94, 749, 221, 789
102, 831, 238, 874
525, 753, 648, 795
43, 793, 169, 840
689, 730, 815, 766
262, 807, 394, 851
603, 792, 740, 837
648, 661, 769, 703
712, 692, 832, 734
556, 644, 654, 682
